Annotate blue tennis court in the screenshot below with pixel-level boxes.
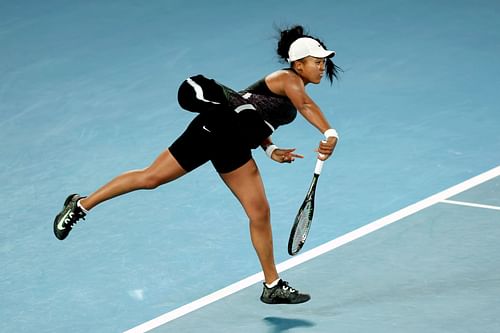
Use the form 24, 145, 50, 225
1, 1, 499, 332
136, 169, 500, 333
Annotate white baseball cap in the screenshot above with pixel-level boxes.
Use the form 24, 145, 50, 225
287, 37, 335, 63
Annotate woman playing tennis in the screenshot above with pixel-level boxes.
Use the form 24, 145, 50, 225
53, 25, 340, 304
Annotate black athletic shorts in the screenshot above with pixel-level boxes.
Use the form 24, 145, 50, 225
169, 112, 252, 174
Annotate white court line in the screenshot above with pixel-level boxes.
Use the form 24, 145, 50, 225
124, 165, 500, 333
441, 199, 500, 211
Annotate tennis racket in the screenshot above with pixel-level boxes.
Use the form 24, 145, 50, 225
287, 157, 325, 256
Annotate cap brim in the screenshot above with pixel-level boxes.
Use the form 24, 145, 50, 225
312, 50, 335, 59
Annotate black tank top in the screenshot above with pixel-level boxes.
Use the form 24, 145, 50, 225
216, 75, 297, 148
239, 78, 297, 130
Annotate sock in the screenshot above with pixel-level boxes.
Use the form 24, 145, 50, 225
77, 200, 89, 214
265, 278, 280, 288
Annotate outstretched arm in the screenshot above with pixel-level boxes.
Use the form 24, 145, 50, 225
283, 75, 338, 160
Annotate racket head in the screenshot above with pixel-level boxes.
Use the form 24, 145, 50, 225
288, 198, 315, 255
287, 161, 321, 256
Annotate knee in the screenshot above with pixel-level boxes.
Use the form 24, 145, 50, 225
248, 200, 271, 225
138, 169, 164, 190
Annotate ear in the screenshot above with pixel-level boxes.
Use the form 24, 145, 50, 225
292, 60, 304, 73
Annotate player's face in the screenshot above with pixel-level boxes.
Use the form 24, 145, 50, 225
296, 57, 326, 84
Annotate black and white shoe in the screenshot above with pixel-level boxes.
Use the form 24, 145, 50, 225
53, 194, 86, 240
260, 279, 311, 304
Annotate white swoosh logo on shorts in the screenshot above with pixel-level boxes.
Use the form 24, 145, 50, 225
202, 125, 211, 133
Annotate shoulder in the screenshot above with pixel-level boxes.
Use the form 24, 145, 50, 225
265, 69, 305, 97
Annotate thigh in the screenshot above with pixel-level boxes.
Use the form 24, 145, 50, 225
210, 139, 252, 174
170, 109, 253, 174
169, 114, 212, 172
145, 148, 188, 184
219, 159, 269, 217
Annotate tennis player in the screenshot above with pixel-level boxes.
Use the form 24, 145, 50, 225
53, 25, 340, 304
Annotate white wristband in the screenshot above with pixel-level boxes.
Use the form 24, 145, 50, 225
324, 128, 339, 140
265, 144, 278, 159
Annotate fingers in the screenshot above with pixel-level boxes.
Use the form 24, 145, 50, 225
275, 148, 303, 163
317, 153, 328, 161
272, 138, 338, 163
281, 152, 299, 163
287, 150, 304, 159
317, 137, 337, 159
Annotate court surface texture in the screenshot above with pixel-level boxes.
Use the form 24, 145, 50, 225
1, 1, 499, 332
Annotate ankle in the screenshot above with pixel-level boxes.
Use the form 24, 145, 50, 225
265, 278, 281, 288
77, 198, 89, 214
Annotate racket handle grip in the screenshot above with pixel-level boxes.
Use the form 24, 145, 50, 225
315, 139, 327, 174
314, 158, 324, 175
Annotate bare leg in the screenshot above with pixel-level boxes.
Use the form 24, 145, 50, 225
219, 159, 279, 284
79, 149, 186, 211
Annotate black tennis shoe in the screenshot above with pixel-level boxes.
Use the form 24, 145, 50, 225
53, 194, 86, 240
260, 279, 310, 304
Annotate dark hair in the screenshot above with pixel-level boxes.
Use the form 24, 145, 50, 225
276, 25, 342, 84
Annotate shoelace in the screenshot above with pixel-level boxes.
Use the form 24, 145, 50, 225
280, 281, 296, 293
65, 210, 86, 229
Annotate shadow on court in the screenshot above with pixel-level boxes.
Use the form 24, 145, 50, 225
263, 316, 316, 332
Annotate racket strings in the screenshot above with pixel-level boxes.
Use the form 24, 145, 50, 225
291, 201, 313, 251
